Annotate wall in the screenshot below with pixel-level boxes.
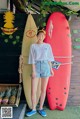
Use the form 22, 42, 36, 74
67, 15, 80, 106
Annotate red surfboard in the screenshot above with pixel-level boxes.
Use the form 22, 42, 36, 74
44, 12, 72, 110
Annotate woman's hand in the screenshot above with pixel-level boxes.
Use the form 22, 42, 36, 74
32, 64, 36, 79
48, 62, 54, 77
50, 68, 54, 76
32, 71, 36, 79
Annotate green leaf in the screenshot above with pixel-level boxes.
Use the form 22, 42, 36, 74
43, 22, 46, 27
1, 32, 5, 36
12, 41, 17, 45
16, 36, 20, 40
73, 45, 80, 49
72, 30, 78, 34
4, 39, 8, 43
28, 4, 32, 10
9, 35, 13, 39
74, 38, 80, 42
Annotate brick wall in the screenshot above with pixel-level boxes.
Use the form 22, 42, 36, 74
67, 15, 80, 106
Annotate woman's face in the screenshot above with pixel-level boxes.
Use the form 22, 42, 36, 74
37, 32, 46, 42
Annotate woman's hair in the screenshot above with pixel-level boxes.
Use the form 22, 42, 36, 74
37, 28, 46, 36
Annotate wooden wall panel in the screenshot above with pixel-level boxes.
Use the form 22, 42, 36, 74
67, 15, 80, 106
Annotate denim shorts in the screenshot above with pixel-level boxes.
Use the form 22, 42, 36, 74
35, 60, 51, 78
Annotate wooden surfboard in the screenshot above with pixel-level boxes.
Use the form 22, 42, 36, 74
44, 12, 72, 110
21, 14, 41, 109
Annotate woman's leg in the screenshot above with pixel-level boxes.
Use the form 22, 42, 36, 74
39, 77, 49, 110
31, 77, 40, 110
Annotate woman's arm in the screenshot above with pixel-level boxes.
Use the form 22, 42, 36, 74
28, 44, 35, 64
31, 64, 36, 79
32, 64, 36, 72
48, 61, 54, 76
48, 61, 52, 69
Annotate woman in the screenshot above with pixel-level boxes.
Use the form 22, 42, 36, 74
26, 29, 54, 117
